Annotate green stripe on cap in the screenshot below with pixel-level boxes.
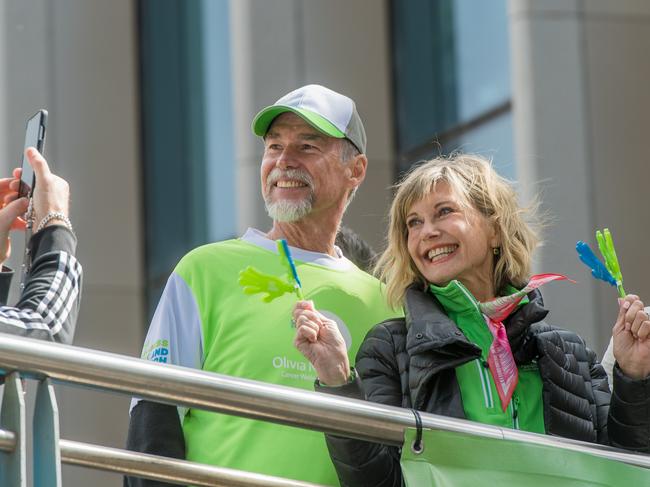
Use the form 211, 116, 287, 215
252, 106, 346, 139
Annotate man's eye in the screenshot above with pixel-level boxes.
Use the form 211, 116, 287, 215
266, 144, 282, 151
301, 144, 315, 151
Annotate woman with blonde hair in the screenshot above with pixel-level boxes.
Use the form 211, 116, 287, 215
293, 154, 650, 486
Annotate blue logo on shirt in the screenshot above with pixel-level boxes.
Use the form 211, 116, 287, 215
142, 339, 170, 363
150, 346, 169, 363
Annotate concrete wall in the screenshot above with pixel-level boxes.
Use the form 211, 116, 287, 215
230, 0, 396, 251
510, 0, 650, 352
0, 1, 143, 485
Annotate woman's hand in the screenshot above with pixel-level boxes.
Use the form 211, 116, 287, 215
0, 172, 28, 265
293, 300, 350, 386
612, 294, 650, 380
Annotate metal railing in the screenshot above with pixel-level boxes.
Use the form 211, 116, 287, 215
0, 334, 648, 486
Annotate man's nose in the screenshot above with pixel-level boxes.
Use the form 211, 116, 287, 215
276, 147, 298, 169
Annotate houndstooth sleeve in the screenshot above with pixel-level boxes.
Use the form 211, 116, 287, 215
0, 225, 82, 344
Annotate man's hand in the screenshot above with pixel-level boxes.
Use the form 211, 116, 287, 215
293, 301, 350, 386
613, 294, 650, 380
20, 148, 70, 228
0, 148, 70, 266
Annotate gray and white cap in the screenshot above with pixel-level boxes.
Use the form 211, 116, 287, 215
252, 84, 367, 154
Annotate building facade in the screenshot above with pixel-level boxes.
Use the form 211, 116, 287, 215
0, 0, 648, 484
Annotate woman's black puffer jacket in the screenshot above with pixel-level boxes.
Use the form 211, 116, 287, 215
318, 285, 650, 487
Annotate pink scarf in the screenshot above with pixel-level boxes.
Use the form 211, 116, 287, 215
478, 273, 573, 411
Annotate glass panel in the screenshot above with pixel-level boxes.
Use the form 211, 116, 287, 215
453, 0, 511, 122
392, 0, 457, 154
392, 0, 512, 172
139, 0, 235, 318
202, 0, 237, 243
443, 111, 516, 180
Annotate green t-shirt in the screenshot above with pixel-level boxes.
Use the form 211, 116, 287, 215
429, 280, 545, 433
140, 230, 400, 486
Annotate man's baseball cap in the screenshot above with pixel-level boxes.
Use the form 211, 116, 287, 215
252, 84, 366, 154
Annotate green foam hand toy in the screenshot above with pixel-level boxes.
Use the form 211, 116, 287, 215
238, 266, 296, 303
596, 228, 626, 298
238, 239, 304, 302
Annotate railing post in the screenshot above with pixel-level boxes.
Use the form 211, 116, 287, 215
0, 372, 26, 487
33, 378, 62, 487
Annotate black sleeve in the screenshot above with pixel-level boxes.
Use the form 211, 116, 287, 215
0, 266, 13, 305
124, 401, 186, 487
607, 364, 650, 453
321, 323, 405, 487
0, 225, 81, 344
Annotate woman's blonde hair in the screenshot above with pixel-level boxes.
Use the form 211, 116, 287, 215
374, 153, 541, 307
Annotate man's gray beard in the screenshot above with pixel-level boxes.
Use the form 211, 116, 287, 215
265, 197, 313, 222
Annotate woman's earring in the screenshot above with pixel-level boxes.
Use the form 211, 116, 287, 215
492, 247, 501, 256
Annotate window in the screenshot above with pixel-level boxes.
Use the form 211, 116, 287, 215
391, 0, 514, 179
138, 0, 235, 317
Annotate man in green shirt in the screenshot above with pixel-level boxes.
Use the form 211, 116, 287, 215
125, 85, 399, 486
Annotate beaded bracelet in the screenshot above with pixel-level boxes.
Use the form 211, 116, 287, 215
35, 211, 75, 238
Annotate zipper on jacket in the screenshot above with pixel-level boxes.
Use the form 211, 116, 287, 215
511, 395, 520, 430
476, 360, 494, 409
452, 280, 481, 314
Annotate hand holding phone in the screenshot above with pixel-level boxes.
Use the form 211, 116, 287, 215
19, 110, 47, 199
17, 110, 47, 288
0, 178, 28, 265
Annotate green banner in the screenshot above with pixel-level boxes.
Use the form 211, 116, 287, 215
401, 428, 649, 486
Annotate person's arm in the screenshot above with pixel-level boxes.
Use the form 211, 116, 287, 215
125, 271, 203, 486
607, 364, 650, 452
5, 225, 81, 343
601, 305, 650, 393
0, 148, 81, 343
124, 401, 185, 487
0, 266, 14, 305
293, 302, 404, 487
607, 295, 650, 452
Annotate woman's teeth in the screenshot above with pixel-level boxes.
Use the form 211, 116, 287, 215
428, 245, 458, 261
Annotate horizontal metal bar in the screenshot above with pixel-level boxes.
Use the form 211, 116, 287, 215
59, 439, 324, 487
0, 335, 648, 470
0, 428, 16, 452
1, 426, 326, 486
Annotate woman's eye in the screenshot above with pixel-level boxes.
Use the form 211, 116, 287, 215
406, 218, 422, 228
438, 207, 454, 217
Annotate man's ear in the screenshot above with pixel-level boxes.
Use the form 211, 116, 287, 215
347, 153, 367, 188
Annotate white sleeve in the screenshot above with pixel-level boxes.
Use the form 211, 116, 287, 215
601, 336, 615, 392
129, 272, 203, 417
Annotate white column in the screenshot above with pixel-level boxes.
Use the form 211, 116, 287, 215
0, 0, 7, 173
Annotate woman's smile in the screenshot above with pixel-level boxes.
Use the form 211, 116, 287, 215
425, 244, 459, 263
406, 182, 498, 300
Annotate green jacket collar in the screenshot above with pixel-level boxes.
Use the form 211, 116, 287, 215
428, 280, 480, 317
428, 281, 530, 317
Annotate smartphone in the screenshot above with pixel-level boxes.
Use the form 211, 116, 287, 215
18, 109, 48, 198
